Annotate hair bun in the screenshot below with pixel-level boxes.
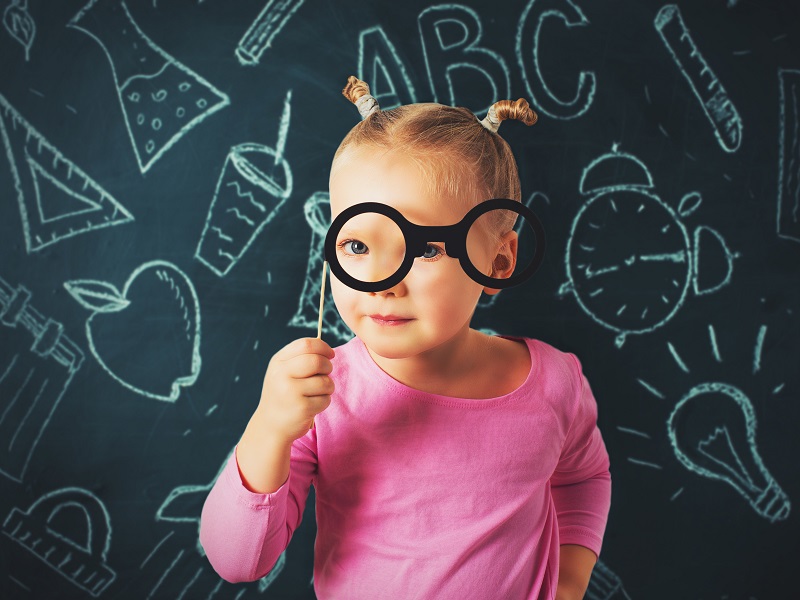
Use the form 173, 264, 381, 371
480, 99, 538, 132
342, 76, 381, 119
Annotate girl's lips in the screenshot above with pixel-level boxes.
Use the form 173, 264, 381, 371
369, 315, 413, 326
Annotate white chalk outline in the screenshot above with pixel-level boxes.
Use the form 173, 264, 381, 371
358, 26, 417, 110
68, 0, 230, 174
196, 91, 293, 277
236, 0, 306, 66
64, 260, 201, 402
3, 0, 35, 61
586, 560, 631, 600
0, 93, 134, 253
418, 4, 510, 113
667, 382, 791, 523
558, 145, 738, 347
1, 487, 116, 596
516, 0, 596, 120
654, 4, 743, 153
777, 68, 800, 242
0, 276, 84, 483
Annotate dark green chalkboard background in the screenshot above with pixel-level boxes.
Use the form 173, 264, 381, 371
1, 1, 799, 598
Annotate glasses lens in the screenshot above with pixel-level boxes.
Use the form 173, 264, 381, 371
466, 207, 541, 286
333, 211, 406, 284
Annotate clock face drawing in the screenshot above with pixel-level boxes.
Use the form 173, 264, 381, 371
566, 188, 692, 335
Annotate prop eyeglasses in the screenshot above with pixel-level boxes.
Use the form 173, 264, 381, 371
323, 198, 545, 293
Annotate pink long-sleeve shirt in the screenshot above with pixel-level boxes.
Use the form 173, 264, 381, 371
200, 336, 611, 599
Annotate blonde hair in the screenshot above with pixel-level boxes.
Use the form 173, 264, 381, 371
333, 76, 537, 240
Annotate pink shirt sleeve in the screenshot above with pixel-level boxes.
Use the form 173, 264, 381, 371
549, 354, 612, 558
199, 433, 317, 582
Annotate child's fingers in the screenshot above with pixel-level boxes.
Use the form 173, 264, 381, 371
299, 374, 335, 398
285, 353, 333, 379
277, 337, 335, 361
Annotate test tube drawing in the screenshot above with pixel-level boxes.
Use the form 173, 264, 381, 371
1, 487, 115, 597
3, 0, 35, 61
654, 4, 743, 153
777, 68, 800, 243
288, 192, 353, 344
236, 0, 306, 66
195, 90, 293, 277
68, 0, 230, 174
0, 276, 84, 483
0, 94, 134, 253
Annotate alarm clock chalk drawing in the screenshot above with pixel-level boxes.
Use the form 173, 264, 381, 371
558, 145, 739, 348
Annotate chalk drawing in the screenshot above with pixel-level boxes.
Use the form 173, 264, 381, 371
655, 4, 743, 153
586, 560, 631, 600
65, 261, 201, 402
516, 0, 596, 120
418, 4, 510, 114
236, 0, 306, 66
154, 453, 286, 591
196, 90, 293, 277
288, 192, 353, 343
557, 145, 738, 347
1, 487, 116, 596
0, 94, 134, 253
0, 276, 84, 483
777, 68, 800, 242
68, 0, 230, 174
3, 0, 35, 61
667, 382, 790, 522
358, 26, 417, 110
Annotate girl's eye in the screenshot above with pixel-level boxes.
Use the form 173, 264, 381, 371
421, 244, 445, 260
339, 240, 368, 255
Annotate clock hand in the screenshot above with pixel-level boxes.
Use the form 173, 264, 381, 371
638, 251, 686, 263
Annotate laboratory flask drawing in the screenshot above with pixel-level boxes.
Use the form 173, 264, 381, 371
1, 487, 116, 597
0, 94, 134, 254
557, 145, 739, 348
68, 0, 230, 174
195, 90, 293, 277
0, 276, 84, 483
667, 382, 790, 523
64, 261, 201, 402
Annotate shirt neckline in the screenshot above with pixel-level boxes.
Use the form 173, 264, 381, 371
350, 335, 540, 409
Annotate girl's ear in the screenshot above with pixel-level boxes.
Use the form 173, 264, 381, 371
483, 230, 518, 296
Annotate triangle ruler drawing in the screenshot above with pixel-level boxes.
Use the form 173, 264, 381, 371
0, 94, 134, 253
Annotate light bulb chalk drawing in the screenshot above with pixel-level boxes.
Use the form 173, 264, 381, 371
3, 0, 35, 61
64, 261, 201, 402
68, 0, 230, 174
195, 90, 293, 277
777, 68, 800, 243
654, 4, 743, 153
667, 382, 790, 523
418, 4, 511, 115
557, 145, 739, 348
152, 453, 285, 592
288, 192, 353, 344
1, 487, 116, 597
0, 276, 84, 483
0, 94, 134, 253
236, 0, 306, 66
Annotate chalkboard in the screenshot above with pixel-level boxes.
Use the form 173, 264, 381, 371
1, 0, 799, 598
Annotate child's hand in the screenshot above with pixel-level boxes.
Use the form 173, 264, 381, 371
257, 338, 335, 443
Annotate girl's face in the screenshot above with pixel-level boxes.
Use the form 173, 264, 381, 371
328, 146, 513, 361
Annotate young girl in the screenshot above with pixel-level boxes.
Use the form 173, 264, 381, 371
200, 76, 611, 600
